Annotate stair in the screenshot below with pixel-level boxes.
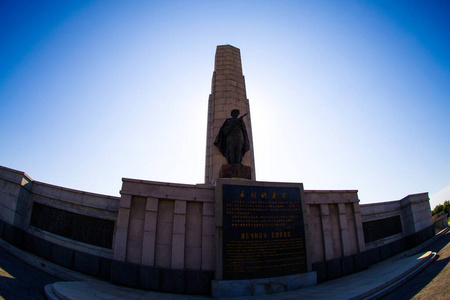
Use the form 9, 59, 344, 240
44, 284, 60, 300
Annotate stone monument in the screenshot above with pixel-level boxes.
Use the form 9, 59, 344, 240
206, 46, 315, 297
0, 44, 435, 299
205, 45, 256, 183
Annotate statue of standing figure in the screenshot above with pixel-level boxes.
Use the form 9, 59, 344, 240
214, 109, 250, 164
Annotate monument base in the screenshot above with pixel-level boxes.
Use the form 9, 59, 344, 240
219, 164, 252, 180
211, 272, 317, 298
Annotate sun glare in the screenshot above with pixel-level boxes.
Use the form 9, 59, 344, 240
0, 267, 15, 279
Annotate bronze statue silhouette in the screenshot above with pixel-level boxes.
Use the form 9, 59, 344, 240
214, 109, 250, 164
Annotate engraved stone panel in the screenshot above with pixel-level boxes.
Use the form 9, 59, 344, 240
220, 184, 307, 280
30, 202, 114, 248
363, 215, 403, 243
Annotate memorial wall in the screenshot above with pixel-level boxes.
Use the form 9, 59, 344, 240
433, 211, 449, 230
360, 194, 433, 250
0, 164, 435, 293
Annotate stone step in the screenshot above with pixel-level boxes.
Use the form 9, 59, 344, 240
44, 284, 60, 300
362, 251, 437, 300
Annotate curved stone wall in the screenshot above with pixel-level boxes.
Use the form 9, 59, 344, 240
0, 164, 435, 293
361, 193, 433, 250
0, 166, 119, 257
30, 181, 119, 256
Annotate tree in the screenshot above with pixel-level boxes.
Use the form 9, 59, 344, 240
432, 204, 443, 216
443, 200, 450, 214
432, 200, 450, 216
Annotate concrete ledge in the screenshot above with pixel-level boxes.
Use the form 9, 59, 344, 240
0, 238, 98, 282
211, 272, 317, 298
360, 251, 437, 300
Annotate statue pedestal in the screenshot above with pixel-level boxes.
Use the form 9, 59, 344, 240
219, 164, 252, 180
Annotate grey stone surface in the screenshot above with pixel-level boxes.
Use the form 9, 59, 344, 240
50, 243, 74, 268
139, 265, 160, 290
211, 272, 317, 298
73, 250, 99, 276
111, 260, 139, 287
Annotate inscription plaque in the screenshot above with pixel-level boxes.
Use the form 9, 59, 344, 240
363, 215, 403, 243
222, 184, 307, 280
30, 202, 114, 248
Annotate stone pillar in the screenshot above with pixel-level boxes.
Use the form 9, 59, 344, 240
352, 202, 366, 252
338, 203, 351, 256
126, 196, 146, 264
320, 204, 334, 261
202, 202, 215, 270
172, 200, 187, 268
205, 45, 256, 184
142, 197, 158, 266
114, 194, 132, 262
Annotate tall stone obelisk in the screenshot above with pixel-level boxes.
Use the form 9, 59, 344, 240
205, 45, 256, 184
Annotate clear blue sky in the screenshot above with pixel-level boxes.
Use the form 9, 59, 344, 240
1, 0, 449, 209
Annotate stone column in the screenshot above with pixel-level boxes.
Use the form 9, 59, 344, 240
114, 194, 132, 261
171, 200, 187, 268
205, 45, 256, 184
126, 196, 146, 264
202, 202, 215, 270
338, 203, 351, 256
142, 197, 158, 266
353, 202, 366, 253
320, 204, 334, 261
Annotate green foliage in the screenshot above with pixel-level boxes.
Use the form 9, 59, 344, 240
432, 200, 450, 216
444, 200, 450, 213
432, 205, 443, 216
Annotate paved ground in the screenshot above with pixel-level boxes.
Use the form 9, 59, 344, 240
0, 246, 59, 300
383, 229, 450, 300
